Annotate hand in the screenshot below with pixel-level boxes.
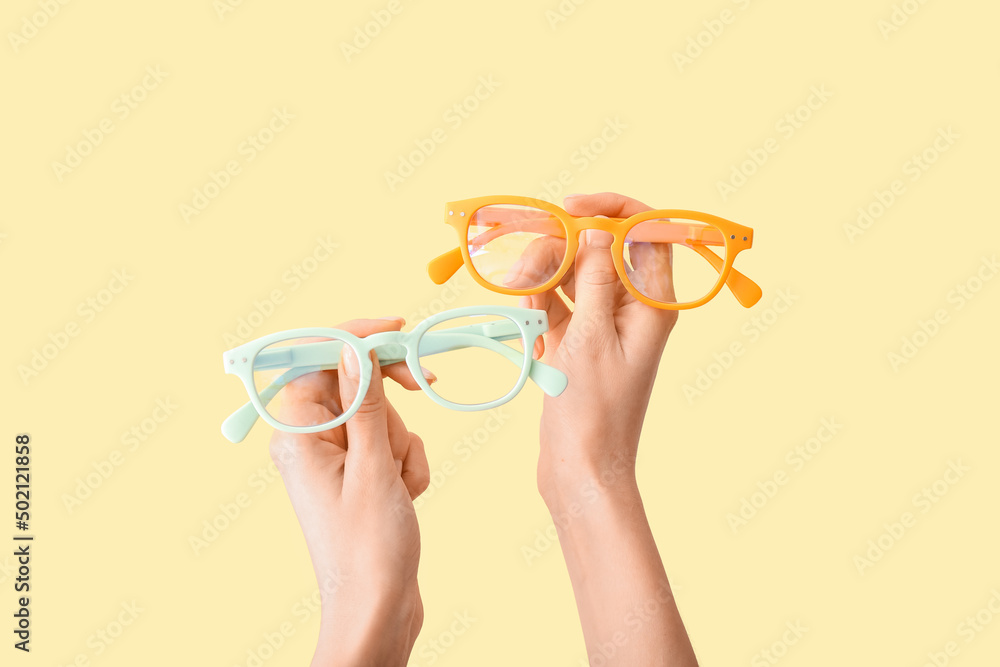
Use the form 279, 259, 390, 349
268, 317, 431, 667
520, 193, 697, 666
518, 192, 678, 501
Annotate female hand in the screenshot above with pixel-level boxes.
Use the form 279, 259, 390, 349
268, 317, 431, 667
519, 192, 679, 500
520, 192, 698, 666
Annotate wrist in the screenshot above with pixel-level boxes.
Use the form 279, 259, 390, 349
538, 453, 640, 519
315, 584, 418, 667
537, 433, 639, 508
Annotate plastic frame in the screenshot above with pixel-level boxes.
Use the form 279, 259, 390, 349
221, 305, 568, 443
427, 195, 762, 310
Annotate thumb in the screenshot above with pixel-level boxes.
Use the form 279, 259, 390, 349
572, 226, 619, 321
339, 346, 395, 478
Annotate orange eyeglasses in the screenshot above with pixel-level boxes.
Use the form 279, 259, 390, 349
427, 196, 761, 310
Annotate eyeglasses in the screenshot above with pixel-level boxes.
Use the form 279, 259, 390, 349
220, 306, 568, 443
427, 196, 762, 310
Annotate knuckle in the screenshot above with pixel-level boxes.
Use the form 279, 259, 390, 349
412, 467, 430, 495
351, 395, 384, 419
415, 474, 430, 496
585, 266, 620, 287
268, 432, 309, 470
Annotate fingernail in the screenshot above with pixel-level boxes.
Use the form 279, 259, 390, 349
394, 459, 403, 475
378, 316, 405, 324
421, 366, 437, 384
341, 347, 359, 378
564, 193, 585, 200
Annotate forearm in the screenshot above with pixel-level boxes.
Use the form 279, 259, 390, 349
545, 474, 697, 666
312, 586, 419, 667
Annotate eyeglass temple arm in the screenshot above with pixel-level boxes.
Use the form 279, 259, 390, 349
250, 325, 563, 392
222, 325, 567, 444
689, 244, 761, 307
413, 325, 567, 397
222, 362, 331, 443
427, 217, 762, 307
428, 247, 466, 284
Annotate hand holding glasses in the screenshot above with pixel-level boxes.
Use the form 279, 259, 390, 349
427, 196, 762, 309
221, 306, 568, 443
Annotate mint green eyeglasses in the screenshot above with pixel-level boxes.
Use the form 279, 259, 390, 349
221, 306, 568, 443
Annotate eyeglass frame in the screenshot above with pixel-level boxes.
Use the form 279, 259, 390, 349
427, 195, 762, 310
221, 305, 568, 443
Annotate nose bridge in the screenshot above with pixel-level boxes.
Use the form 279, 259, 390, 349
366, 330, 406, 347
363, 330, 409, 364
576, 216, 623, 236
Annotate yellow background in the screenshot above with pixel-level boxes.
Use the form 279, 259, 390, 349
3, 0, 999, 665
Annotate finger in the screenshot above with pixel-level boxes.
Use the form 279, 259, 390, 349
268, 428, 346, 479
564, 192, 677, 340
520, 291, 571, 355
340, 318, 433, 390
339, 347, 395, 477
400, 432, 430, 500
617, 299, 679, 355
570, 227, 619, 322
617, 233, 680, 343
382, 361, 435, 391
384, 399, 412, 466
563, 191, 653, 219
503, 235, 567, 290
280, 319, 408, 447
336, 316, 406, 337
560, 192, 653, 307
627, 240, 676, 304
523, 290, 571, 336
558, 271, 577, 303
280, 369, 344, 420
339, 315, 430, 390
518, 295, 546, 359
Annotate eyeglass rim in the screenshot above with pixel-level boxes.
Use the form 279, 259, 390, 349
221, 305, 561, 442
445, 195, 754, 310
